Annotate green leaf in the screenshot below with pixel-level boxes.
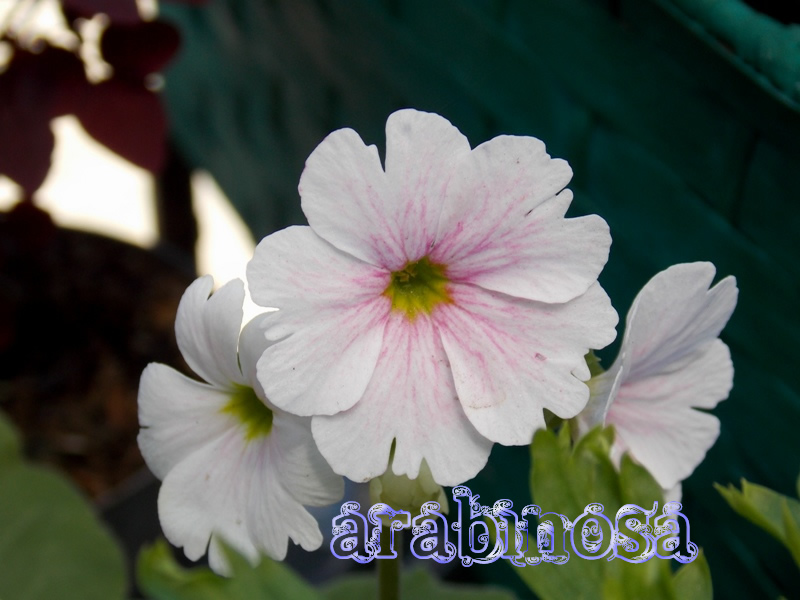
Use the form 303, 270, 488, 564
137, 539, 228, 600
782, 500, 800, 569
673, 552, 713, 600
716, 477, 800, 565
0, 410, 21, 467
322, 567, 516, 600
514, 425, 711, 600
0, 462, 127, 600
138, 539, 320, 600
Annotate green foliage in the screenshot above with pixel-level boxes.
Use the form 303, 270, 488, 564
323, 567, 516, 600
0, 411, 126, 600
716, 475, 800, 569
138, 539, 319, 600
139, 540, 516, 600
512, 424, 712, 600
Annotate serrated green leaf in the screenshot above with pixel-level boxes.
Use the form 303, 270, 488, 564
138, 539, 320, 600
322, 567, 516, 600
715, 479, 800, 551
516, 426, 709, 600
673, 552, 712, 600
0, 463, 126, 600
618, 454, 664, 509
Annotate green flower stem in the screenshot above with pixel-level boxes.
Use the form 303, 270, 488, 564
378, 528, 401, 600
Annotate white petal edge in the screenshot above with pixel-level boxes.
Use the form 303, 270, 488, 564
137, 363, 234, 480
437, 282, 618, 446
158, 427, 324, 572
620, 262, 738, 381
248, 227, 390, 416
175, 276, 246, 388
432, 135, 609, 303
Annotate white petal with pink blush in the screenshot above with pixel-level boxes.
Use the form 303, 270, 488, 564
248, 109, 618, 486
576, 262, 738, 493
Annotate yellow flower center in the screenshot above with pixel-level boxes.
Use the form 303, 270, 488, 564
383, 256, 452, 319
221, 385, 274, 441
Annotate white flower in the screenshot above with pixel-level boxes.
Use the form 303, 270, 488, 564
246, 109, 618, 487
137, 276, 343, 573
576, 262, 738, 494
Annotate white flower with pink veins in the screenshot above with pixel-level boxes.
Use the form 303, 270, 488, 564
576, 262, 738, 498
247, 109, 619, 487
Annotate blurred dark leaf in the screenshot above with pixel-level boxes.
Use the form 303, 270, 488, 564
101, 21, 181, 82
0, 47, 84, 194
73, 78, 167, 172
61, 0, 141, 24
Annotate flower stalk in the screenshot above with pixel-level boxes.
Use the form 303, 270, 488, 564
378, 529, 401, 600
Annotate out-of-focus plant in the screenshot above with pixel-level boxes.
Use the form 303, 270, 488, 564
511, 425, 713, 600
0, 410, 126, 600
0, 0, 205, 200
717, 474, 800, 574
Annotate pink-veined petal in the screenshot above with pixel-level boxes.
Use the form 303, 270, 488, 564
437, 282, 618, 446
431, 135, 609, 303
606, 396, 720, 490
621, 262, 738, 381
617, 339, 733, 411
311, 312, 493, 487
248, 227, 390, 416
382, 109, 471, 262
299, 110, 470, 270
137, 363, 233, 480
175, 276, 246, 388
272, 412, 344, 507
158, 427, 324, 571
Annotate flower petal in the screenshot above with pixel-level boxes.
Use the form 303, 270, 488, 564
616, 339, 733, 411
238, 313, 273, 392
436, 282, 618, 446
248, 227, 390, 416
299, 110, 470, 269
158, 428, 324, 571
431, 135, 609, 303
272, 412, 344, 507
175, 276, 246, 388
620, 262, 738, 381
574, 360, 624, 438
606, 397, 720, 490
137, 363, 233, 480
383, 109, 471, 262
311, 312, 493, 487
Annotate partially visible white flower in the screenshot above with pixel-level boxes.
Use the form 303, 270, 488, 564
137, 276, 343, 574
576, 262, 738, 495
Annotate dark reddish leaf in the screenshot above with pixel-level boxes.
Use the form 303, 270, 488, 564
0, 48, 85, 194
61, 0, 141, 24
0, 117, 54, 196
73, 79, 167, 172
101, 21, 180, 82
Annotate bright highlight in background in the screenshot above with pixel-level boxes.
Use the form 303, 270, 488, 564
0, 116, 259, 318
